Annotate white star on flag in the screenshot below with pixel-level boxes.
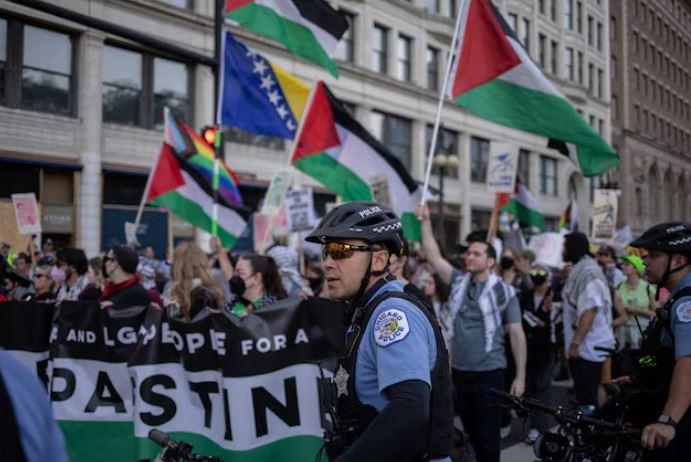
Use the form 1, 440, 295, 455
252, 60, 268, 75
245, 49, 257, 58
276, 105, 288, 119
267, 90, 283, 105
260, 75, 275, 90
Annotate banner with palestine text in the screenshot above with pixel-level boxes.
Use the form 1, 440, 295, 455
0, 299, 346, 462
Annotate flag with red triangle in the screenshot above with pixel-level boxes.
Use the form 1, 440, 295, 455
449, 0, 618, 176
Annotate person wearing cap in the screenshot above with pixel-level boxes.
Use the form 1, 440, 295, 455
100, 245, 150, 309
629, 222, 691, 458
56, 247, 101, 301
614, 255, 655, 349
561, 232, 615, 415
306, 202, 453, 462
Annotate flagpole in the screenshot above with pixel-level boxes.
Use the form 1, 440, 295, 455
211, 0, 225, 239
420, 0, 467, 204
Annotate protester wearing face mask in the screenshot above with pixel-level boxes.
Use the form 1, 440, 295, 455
519, 266, 556, 441
100, 245, 150, 309
498, 247, 520, 288
226, 254, 287, 317
55, 248, 101, 301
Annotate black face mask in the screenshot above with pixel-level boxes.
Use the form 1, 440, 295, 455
229, 275, 246, 297
500, 256, 515, 270
531, 274, 547, 286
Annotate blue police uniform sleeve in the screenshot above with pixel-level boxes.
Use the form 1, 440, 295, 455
366, 299, 436, 393
672, 296, 691, 360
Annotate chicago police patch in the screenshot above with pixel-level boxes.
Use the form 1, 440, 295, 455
677, 301, 691, 323
374, 309, 409, 347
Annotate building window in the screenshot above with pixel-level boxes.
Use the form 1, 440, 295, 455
598, 118, 604, 135
425, 125, 459, 178
611, 55, 617, 80
396, 34, 412, 82
518, 149, 530, 188
102, 45, 190, 128
577, 51, 583, 83
597, 21, 603, 51
334, 12, 355, 63
612, 94, 618, 119
566, 47, 574, 81
550, 40, 558, 75
521, 18, 530, 50
427, 0, 456, 18
550, 0, 556, 21
470, 136, 489, 183
540, 156, 558, 196
587, 15, 593, 45
597, 68, 603, 98
102, 46, 142, 125
589, 114, 595, 127
0, 18, 6, 106
372, 24, 388, 74
539, 0, 545, 14
576, 1, 583, 33
538, 34, 546, 69
508, 13, 518, 33
633, 31, 639, 53
16, 24, 74, 115
371, 111, 412, 170
227, 126, 285, 150
564, 0, 573, 29
426, 46, 439, 91
160, 0, 189, 8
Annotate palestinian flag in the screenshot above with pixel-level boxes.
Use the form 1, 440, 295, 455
225, 0, 349, 78
502, 180, 546, 231
450, 0, 618, 176
291, 81, 423, 240
558, 197, 579, 231
145, 116, 248, 248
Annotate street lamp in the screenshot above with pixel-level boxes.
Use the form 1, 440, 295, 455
432, 153, 459, 251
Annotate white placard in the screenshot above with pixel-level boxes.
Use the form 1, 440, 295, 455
528, 232, 566, 269
261, 170, 292, 216
11, 193, 42, 235
591, 189, 619, 242
284, 186, 317, 232
487, 142, 519, 193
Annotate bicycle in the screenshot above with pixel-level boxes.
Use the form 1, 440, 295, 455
149, 429, 222, 462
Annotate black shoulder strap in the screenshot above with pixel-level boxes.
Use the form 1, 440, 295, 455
0, 372, 28, 462
660, 286, 691, 336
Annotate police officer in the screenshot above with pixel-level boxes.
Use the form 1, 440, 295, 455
305, 202, 453, 462
630, 222, 691, 459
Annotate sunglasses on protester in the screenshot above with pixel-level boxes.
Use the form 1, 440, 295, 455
530, 269, 548, 277
33, 273, 48, 280
321, 242, 374, 261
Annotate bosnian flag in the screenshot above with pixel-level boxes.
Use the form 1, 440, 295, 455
449, 0, 619, 176
291, 82, 423, 240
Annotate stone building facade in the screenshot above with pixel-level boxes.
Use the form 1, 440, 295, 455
610, 0, 691, 234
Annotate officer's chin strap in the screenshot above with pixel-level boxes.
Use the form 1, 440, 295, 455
657, 254, 690, 299
344, 251, 393, 326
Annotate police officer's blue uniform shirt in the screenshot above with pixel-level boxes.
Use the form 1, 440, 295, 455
665, 271, 691, 359
0, 349, 69, 462
354, 279, 437, 410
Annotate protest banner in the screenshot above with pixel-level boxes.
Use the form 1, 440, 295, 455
11, 193, 42, 235
0, 297, 346, 462
486, 142, 518, 193
591, 189, 619, 242
284, 187, 317, 233
528, 232, 565, 269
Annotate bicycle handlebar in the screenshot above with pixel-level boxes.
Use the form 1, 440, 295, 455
149, 428, 172, 448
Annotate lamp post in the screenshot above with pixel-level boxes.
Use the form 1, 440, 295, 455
432, 153, 459, 252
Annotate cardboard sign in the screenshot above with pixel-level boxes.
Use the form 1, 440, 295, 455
591, 189, 619, 242
261, 170, 292, 216
369, 173, 395, 210
0, 202, 33, 254
11, 193, 41, 235
487, 142, 519, 193
284, 186, 316, 232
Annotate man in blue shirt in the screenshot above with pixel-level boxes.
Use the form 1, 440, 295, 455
417, 204, 526, 462
630, 222, 691, 460
306, 202, 453, 462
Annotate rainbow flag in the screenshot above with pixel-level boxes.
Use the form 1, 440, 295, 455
163, 110, 243, 207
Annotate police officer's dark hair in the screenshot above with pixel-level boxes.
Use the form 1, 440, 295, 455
238, 254, 288, 300
56, 247, 89, 276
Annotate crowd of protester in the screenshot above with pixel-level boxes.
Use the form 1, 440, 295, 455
0, 223, 668, 459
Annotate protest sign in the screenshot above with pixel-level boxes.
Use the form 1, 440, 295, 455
486, 142, 518, 193
261, 170, 292, 216
369, 173, 394, 210
528, 232, 565, 269
591, 189, 619, 242
284, 187, 317, 232
0, 298, 346, 462
11, 193, 42, 235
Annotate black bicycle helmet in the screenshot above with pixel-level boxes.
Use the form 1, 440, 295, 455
306, 201, 405, 256
630, 222, 691, 253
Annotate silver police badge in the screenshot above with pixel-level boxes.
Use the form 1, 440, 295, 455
334, 365, 350, 397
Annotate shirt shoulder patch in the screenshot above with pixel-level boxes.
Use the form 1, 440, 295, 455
373, 308, 410, 347
676, 300, 691, 323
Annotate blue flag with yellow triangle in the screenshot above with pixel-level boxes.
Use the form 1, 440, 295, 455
218, 31, 311, 139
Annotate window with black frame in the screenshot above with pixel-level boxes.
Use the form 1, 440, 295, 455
470, 136, 489, 183
21, 25, 72, 115
371, 111, 412, 170
102, 45, 142, 125
334, 11, 355, 63
425, 124, 459, 178
153, 57, 190, 127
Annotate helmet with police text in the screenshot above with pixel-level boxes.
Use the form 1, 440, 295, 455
630, 222, 691, 254
305, 202, 405, 256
